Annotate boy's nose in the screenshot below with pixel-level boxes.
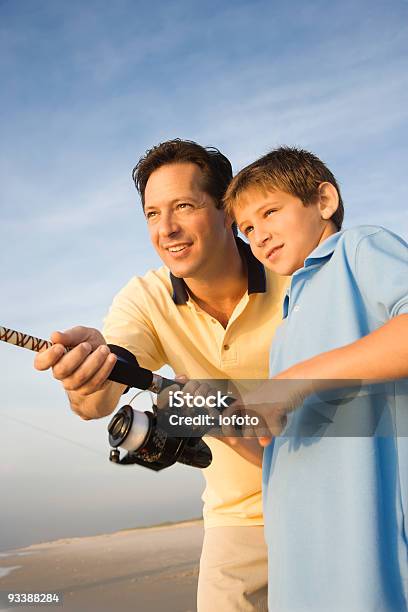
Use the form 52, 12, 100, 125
254, 229, 271, 248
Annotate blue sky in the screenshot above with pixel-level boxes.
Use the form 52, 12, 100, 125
1, 0, 408, 550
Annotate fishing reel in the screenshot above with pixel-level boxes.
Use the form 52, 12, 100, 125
108, 403, 213, 471
106, 345, 215, 471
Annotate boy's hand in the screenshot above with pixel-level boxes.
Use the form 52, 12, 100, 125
221, 379, 310, 446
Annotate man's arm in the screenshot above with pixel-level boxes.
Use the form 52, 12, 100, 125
216, 436, 264, 467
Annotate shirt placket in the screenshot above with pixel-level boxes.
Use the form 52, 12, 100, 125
187, 295, 246, 366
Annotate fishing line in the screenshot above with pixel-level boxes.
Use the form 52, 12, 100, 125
0, 412, 106, 458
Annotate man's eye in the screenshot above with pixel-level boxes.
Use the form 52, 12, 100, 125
146, 211, 158, 220
177, 202, 193, 210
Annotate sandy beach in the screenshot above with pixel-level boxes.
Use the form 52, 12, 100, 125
0, 520, 203, 612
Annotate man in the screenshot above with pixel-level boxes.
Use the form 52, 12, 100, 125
35, 139, 288, 611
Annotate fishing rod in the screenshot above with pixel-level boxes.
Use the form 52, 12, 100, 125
0, 326, 179, 394
0, 325, 233, 471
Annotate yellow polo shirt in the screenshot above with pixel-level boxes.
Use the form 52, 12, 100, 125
103, 239, 288, 528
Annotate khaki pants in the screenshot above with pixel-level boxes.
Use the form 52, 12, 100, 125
197, 526, 268, 612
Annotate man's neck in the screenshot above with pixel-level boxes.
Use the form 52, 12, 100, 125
184, 237, 248, 328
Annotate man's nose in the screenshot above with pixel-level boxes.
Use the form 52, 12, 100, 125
158, 212, 181, 237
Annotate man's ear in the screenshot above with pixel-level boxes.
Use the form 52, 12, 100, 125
317, 182, 339, 221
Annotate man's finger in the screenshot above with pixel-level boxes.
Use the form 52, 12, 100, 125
157, 383, 181, 410
220, 400, 244, 438
174, 374, 188, 384
50, 326, 104, 350
52, 343, 93, 381
60, 345, 113, 391
34, 344, 66, 371
72, 353, 118, 396
181, 380, 201, 395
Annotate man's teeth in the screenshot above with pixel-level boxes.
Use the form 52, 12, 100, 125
168, 245, 188, 252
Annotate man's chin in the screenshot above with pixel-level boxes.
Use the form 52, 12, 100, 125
162, 249, 210, 279
166, 261, 197, 279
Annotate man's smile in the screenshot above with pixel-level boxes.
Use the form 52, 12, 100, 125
162, 242, 194, 256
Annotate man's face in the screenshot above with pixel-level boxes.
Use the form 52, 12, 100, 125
144, 162, 231, 279
234, 187, 336, 275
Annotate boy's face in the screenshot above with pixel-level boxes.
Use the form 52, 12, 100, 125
234, 186, 337, 275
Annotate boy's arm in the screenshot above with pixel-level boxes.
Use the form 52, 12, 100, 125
277, 313, 408, 382
225, 314, 408, 444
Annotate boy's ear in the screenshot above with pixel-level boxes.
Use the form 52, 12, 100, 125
223, 209, 235, 230
317, 182, 339, 221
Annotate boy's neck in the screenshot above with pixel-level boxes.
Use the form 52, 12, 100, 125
316, 222, 338, 248
292, 223, 339, 276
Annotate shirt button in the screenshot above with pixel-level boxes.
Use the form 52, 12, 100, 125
223, 344, 230, 351
293, 305, 300, 312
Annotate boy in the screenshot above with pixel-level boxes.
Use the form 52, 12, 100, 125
223, 147, 408, 611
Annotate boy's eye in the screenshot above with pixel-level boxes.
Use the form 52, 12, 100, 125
265, 209, 277, 217
243, 225, 254, 236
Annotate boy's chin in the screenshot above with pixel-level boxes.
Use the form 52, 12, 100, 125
263, 260, 298, 276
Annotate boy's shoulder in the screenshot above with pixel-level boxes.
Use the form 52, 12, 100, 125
339, 224, 394, 244
334, 225, 407, 260
330, 225, 407, 297
331, 225, 408, 321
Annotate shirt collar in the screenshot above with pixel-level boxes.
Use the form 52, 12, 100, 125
170, 236, 266, 305
283, 231, 343, 319
302, 230, 343, 268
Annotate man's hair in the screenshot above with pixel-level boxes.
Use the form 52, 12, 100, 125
132, 138, 233, 210
224, 146, 344, 230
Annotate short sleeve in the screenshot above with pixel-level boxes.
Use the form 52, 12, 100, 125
103, 277, 167, 372
354, 228, 408, 321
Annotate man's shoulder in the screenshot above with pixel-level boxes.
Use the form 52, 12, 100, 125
116, 266, 174, 304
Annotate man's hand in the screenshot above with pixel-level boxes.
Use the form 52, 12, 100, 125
157, 375, 215, 412
34, 326, 117, 394
34, 326, 120, 419
156, 375, 238, 442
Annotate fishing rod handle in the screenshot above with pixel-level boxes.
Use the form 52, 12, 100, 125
0, 326, 52, 352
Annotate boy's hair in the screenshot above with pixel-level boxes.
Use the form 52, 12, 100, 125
132, 138, 233, 210
224, 146, 344, 230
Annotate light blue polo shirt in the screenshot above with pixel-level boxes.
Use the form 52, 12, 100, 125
264, 225, 408, 612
